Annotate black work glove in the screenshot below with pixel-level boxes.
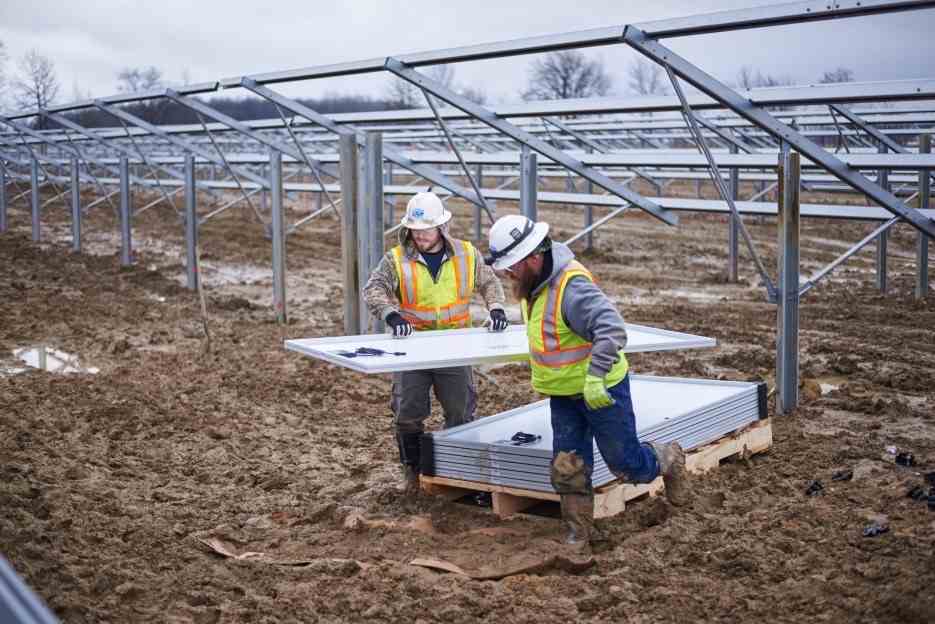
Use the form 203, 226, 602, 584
485, 309, 509, 332
385, 312, 413, 338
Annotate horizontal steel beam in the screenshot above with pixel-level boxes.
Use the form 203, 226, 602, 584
635, 0, 935, 38
2, 0, 931, 123
219, 1, 934, 86
8, 82, 219, 120
5, 80, 935, 153
386, 57, 677, 226
15, 148, 935, 171
240, 79, 485, 208
623, 24, 935, 238
95, 101, 272, 190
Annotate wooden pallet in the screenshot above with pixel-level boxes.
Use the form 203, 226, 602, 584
420, 418, 772, 519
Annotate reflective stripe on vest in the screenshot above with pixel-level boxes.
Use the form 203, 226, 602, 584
523, 259, 629, 396
392, 239, 476, 330
528, 262, 594, 367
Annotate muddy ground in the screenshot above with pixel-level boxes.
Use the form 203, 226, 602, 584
1, 180, 934, 623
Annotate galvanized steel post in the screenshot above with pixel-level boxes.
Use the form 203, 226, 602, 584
520, 146, 537, 222
31, 157, 40, 242
918, 134, 931, 299
728, 143, 740, 282
119, 156, 132, 265
0, 165, 7, 233
585, 180, 594, 251
270, 150, 287, 324
71, 158, 81, 252
474, 163, 483, 241
385, 161, 394, 226
362, 132, 384, 333
776, 150, 800, 415
876, 142, 889, 294
340, 134, 361, 335
184, 154, 199, 291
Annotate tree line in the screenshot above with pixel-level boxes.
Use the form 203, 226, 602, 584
0, 40, 856, 130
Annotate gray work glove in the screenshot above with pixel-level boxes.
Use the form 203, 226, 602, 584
385, 312, 413, 338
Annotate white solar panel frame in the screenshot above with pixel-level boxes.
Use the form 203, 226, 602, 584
284, 323, 716, 374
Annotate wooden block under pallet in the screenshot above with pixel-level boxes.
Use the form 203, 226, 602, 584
421, 418, 772, 520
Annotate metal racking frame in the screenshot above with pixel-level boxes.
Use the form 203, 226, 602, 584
1, 0, 933, 414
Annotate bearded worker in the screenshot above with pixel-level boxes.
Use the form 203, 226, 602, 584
364, 192, 508, 496
485, 214, 689, 547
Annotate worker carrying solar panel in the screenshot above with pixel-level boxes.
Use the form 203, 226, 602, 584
486, 214, 691, 550
363, 192, 508, 497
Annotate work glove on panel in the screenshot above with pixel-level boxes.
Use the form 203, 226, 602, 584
385, 312, 413, 338
583, 374, 614, 411
484, 309, 509, 332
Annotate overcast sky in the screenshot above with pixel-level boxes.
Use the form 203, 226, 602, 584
1, 0, 934, 107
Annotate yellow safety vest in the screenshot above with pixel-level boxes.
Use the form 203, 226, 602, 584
391, 239, 477, 330
521, 260, 628, 396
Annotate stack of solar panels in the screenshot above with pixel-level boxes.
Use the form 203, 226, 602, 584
421, 375, 766, 493
0, 556, 58, 624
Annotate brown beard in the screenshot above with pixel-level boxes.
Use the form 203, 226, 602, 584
512, 266, 540, 302
408, 230, 443, 254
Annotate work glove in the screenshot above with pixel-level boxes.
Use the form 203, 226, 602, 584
385, 312, 413, 338
583, 374, 614, 411
484, 309, 509, 332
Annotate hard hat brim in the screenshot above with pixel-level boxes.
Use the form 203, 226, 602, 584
491, 222, 550, 271
400, 209, 452, 230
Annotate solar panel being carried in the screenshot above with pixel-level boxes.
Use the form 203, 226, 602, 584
284, 323, 716, 374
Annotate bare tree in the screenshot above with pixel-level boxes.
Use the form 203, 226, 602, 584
522, 50, 611, 101
385, 64, 457, 109
458, 85, 487, 105
736, 65, 793, 89
626, 58, 668, 96
11, 50, 60, 129
116, 66, 168, 123
736, 66, 757, 90
116, 66, 164, 93
819, 67, 855, 84
69, 81, 96, 125
385, 77, 421, 108
426, 65, 455, 90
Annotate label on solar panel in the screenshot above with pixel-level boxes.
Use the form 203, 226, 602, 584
285, 323, 716, 373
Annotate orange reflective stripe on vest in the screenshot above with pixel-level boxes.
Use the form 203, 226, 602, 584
524, 259, 629, 395
532, 263, 593, 367
391, 239, 476, 330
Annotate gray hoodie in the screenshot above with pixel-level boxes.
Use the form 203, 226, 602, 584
528, 242, 628, 378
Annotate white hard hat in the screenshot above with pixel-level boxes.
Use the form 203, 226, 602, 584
485, 215, 550, 271
400, 192, 452, 230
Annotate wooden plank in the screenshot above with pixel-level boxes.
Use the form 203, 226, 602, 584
686, 418, 772, 473
594, 482, 628, 519
421, 419, 772, 520
420, 474, 561, 502
421, 480, 474, 501
492, 492, 541, 517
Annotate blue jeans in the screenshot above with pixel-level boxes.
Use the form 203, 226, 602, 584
550, 374, 659, 493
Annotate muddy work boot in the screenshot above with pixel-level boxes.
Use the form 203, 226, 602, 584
401, 464, 421, 497
650, 441, 690, 507
560, 494, 596, 549
397, 432, 423, 498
